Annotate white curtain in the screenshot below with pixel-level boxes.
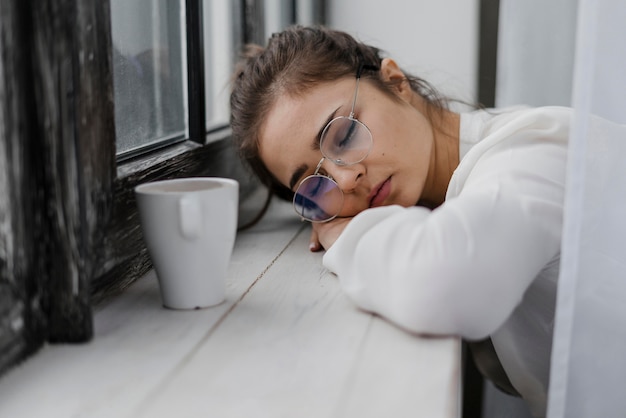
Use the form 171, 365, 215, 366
494, 1, 626, 417
548, 0, 626, 417
495, 0, 578, 108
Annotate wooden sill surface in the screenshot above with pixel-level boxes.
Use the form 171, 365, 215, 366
0, 200, 461, 418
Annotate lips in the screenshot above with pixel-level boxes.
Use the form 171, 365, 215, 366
368, 177, 391, 208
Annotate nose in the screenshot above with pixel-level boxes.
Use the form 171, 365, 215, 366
323, 160, 364, 193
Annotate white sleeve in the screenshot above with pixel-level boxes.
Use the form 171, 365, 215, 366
323, 141, 565, 340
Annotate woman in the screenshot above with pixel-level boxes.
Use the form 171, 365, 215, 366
231, 25, 567, 417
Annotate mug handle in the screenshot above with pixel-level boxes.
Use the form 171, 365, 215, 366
178, 196, 201, 240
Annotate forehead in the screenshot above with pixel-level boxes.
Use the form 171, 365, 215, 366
258, 78, 356, 186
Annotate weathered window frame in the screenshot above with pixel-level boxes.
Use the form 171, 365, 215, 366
0, 0, 251, 375
0, 0, 326, 377
1, 0, 121, 375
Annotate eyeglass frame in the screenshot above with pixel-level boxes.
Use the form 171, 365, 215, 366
292, 63, 379, 223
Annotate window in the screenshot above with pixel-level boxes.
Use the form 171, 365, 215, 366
0, 0, 325, 377
204, 0, 236, 132
111, 0, 187, 158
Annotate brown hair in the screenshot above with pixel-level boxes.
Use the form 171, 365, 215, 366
230, 25, 448, 203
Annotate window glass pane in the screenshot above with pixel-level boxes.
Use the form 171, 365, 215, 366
111, 0, 187, 158
203, 0, 234, 132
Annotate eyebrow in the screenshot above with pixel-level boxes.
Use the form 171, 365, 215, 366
288, 107, 341, 190
289, 164, 308, 191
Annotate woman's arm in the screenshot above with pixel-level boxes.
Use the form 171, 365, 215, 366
323, 140, 565, 340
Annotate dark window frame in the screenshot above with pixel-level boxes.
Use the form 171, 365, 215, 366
0, 0, 258, 375
462, 1, 500, 417
1, 0, 326, 377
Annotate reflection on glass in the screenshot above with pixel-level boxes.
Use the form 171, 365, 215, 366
111, 0, 187, 158
203, 0, 234, 132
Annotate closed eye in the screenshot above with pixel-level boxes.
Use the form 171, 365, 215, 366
338, 118, 359, 147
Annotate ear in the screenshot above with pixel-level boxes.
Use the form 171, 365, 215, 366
380, 58, 413, 102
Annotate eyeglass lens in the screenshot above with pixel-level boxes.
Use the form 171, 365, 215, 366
293, 175, 344, 222
293, 117, 372, 222
320, 116, 372, 165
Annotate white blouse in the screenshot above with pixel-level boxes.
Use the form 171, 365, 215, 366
323, 106, 572, 417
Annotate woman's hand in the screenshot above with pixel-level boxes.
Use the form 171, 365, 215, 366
308, 217, 352, 252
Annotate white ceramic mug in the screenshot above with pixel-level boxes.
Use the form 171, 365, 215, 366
135, 177, 239, 309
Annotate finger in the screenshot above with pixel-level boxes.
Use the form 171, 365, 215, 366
309, 227, 322, 252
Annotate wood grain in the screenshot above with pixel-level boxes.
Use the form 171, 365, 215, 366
0, 0, 47, 374
29, 0, 115, 342
0, 201, 460, 418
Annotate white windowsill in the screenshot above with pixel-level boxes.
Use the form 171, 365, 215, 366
0, 199, 461, 418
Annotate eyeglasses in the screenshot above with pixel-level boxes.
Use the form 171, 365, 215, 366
293, 65, 375, 222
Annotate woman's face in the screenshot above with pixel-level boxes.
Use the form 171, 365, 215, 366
258, 73, 435, 219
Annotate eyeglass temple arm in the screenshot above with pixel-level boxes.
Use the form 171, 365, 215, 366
350, 63, 380, 118
313, 157, 325, 175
